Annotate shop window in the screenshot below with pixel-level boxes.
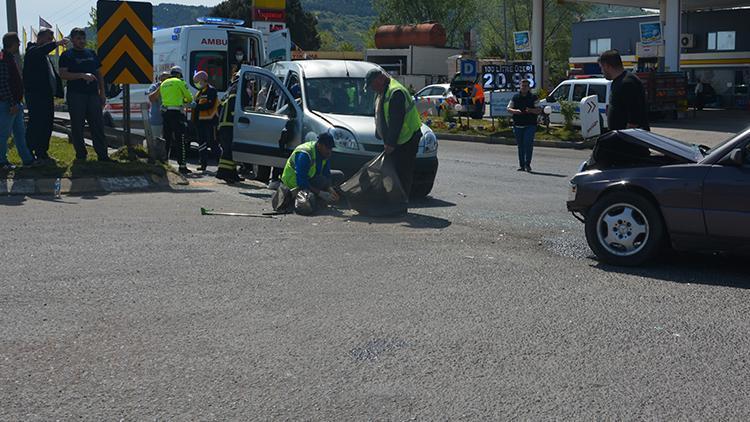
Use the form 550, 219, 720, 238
589, 38, 611, 56
708, 31, 735, 51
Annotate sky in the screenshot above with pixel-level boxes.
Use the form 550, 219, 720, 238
2, 0, 222, 37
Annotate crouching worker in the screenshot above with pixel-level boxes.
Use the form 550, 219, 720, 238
273, 132, 344, 215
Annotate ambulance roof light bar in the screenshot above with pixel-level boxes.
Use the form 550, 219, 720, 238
196, 17, 245, 26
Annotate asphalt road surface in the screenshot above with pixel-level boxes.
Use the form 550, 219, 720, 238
2, 140, 749, 420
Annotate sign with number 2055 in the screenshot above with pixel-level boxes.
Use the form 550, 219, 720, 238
482, 64, 535, 90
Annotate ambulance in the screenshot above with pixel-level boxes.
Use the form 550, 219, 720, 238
104, 17, 291, 126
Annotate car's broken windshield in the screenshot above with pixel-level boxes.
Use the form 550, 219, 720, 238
304, 78, 375, 116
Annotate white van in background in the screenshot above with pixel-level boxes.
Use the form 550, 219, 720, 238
538, 78, 610, 129
104, 17, 291, 126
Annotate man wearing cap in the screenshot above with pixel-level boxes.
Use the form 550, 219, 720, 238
279, 132, 344, 207
160, 66, 193, 174
365, 68, 422, 198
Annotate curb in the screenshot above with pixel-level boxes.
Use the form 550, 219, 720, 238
0, 172, 187, 196
436, 132, 595, 149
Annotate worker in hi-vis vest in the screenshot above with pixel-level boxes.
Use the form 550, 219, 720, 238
160, 66, 193, 174
365, 68, 422, 199
280, 132, 344, 203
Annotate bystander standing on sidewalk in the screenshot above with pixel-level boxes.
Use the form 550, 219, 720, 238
147, 71, 171, 139
0, 33, 34, 170
22, 28, 65, 163
507, 79, 541, 172
59, 28, 113, 162
598, 50, 649, 131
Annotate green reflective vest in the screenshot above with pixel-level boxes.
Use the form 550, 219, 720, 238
281, 141, 327, 189
160, 77, 192, 108
383, 78, 422, 145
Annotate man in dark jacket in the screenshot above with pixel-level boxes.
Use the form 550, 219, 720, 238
366, 68, 422, 199
22, 28, 66, 163
598, 50, 650, 131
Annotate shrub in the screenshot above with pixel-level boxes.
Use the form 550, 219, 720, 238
442, 106, 457, 124
560, 101, 577, 130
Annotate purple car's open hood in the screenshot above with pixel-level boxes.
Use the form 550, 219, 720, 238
602, 129, 703, 163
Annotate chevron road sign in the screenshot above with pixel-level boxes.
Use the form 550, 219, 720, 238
97, 1, 153, 84
579, 95, 601, 139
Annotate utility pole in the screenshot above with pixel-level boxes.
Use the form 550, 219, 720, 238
7, 0, 19, 33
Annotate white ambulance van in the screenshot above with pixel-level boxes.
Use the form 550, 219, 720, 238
104, 17, 290, 126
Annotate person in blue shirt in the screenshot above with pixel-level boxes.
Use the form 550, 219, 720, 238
280, 132, 344, 204
58, 27, 112, 162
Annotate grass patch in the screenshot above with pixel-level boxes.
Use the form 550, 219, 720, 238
3, 136, 172, 179
427, 116, 584, 142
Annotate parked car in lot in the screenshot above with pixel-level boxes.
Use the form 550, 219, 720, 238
567, 128, 750, 266
414, 83, 455, 116
236, 61, 439, 198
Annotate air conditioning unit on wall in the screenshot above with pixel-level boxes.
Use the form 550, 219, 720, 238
680, 34, 695, 48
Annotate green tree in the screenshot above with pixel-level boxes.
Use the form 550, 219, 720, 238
87, 6, 98, 49
285, 0, 321, 50
339, 41, 356, 52
209, 0, 253, 24
210, 0, 320, 50
477, 0, 591, 86
319, 30, 337, 50
360, 25, 378, 49
373, 0, 480, 47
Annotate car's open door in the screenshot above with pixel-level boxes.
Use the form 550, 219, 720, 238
233, 66, 302, 168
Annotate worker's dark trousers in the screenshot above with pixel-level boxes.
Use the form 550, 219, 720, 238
67, 91, 109, 160
196, 119, 220, 167
162, 110, 187, 166
216, 126, 238, 179
391, 131, 421, 197
25, 92, 55, 160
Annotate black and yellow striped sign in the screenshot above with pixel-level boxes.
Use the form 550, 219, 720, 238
97, 0, 153, 84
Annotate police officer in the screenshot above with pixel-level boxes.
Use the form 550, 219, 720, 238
192, 71, 220, 172
160, 66, 193, 174
365, 68, 422, 199
215, 72, 243, 184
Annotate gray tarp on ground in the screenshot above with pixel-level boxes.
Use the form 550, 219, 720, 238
340, 152, 408, 217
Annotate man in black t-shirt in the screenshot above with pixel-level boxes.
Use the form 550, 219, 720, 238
59, 27, 112, 161
598, 50, 649, 131
507, 79, 542, 172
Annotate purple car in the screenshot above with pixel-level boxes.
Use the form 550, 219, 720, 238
568, 128, 750, 266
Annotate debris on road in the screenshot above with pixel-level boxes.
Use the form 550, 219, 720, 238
340, 153, 408, 217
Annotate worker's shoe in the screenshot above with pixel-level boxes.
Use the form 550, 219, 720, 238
178, 166, 192, 175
